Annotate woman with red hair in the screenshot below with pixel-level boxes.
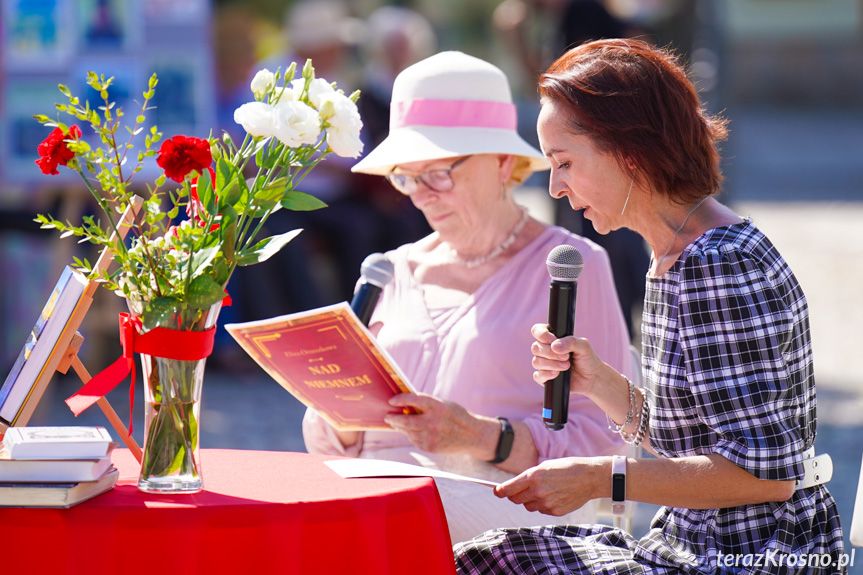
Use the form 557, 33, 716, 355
455, 39, 846, 575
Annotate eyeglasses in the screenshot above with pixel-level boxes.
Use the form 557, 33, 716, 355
386, 156, 470, 195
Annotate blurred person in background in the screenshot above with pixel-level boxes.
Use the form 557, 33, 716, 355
454, 39, 846, 574
493, 0, 649, 341
355, 5, 438, 258
245, 0, 378, 314
213, 5, 260, 147
303, 51, 634, 544
208, 4, 328, 343
493, 0, 629, 78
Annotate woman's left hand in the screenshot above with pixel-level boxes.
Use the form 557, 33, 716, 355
385, 393, 492, 455
493, 457, 604, 516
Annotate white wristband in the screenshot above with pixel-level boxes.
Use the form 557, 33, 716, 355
611, 455, 627, 515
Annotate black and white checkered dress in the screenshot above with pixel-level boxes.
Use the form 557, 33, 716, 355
454, 221, 846, 574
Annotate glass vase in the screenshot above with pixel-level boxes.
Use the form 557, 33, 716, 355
130, 300, 221, 494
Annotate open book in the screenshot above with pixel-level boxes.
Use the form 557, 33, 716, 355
225, 302, 417, 430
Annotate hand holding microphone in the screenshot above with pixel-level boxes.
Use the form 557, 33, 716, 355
542, 245, 583, 430
351, 253, 395, 326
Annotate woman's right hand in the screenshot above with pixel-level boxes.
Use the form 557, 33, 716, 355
493, 456, 606, 516
530, 323, 605, 397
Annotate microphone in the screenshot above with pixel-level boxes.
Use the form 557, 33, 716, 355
543, 245, 584, 430
350, 253, 395, 326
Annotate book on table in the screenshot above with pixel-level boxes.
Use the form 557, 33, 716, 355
0, 266, 89, 426
0, 444, 114, 482
0, 466, 119, 508
225, 301, 417, 430
2, 426, 114, 459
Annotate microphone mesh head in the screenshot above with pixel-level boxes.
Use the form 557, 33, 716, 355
546, 245, 584, 281
360, 253, 395, 288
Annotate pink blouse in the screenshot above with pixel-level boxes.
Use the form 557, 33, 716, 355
303, 226, 633, 463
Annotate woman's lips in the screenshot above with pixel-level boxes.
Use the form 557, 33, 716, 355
426, 212, 451, 225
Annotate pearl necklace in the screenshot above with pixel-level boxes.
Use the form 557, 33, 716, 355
451, 206, 530, 269
656, 195, 709, 267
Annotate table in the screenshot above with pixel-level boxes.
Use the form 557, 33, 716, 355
0, 449, 457, 575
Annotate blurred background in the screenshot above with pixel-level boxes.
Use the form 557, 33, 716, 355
2, 0, 861, 562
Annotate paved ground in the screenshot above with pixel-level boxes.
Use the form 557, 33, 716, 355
26, 108, 863, 568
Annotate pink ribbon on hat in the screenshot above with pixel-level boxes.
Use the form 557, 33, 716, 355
391, 99, 517, 130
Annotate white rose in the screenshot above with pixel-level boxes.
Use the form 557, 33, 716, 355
234, 102, 275, 138
250, 69, 276, 100
292, 78, 336, 109
270, 84, 298, 105
272, 100, 321, 147
320, 91, 363, 158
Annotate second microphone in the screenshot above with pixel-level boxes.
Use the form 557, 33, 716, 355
350, 253, 395, 327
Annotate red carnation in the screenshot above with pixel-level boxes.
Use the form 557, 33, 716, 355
35, 125, 82, 175
156, 135, 212, 183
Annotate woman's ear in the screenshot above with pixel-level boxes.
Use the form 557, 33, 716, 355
622, 155, 638, 175
498, 154, 516, 184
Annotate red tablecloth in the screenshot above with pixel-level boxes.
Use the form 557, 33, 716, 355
0, 449, 457, 575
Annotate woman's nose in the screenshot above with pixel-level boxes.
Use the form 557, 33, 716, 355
409, 183, 437, 207
548, 177, 569, 200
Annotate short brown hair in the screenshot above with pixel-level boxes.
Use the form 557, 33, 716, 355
539, 39, 728, 203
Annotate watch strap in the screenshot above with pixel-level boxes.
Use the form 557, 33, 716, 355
611, 455, 627, 515
489, 417, 514, 464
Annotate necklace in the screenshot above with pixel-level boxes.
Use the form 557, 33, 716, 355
656, 195, 709, 267
451, 206, 530, 269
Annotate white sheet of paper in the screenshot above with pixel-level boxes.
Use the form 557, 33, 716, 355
324, 458, 499, 488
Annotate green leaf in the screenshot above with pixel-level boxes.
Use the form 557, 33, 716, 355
254, 181, 284, 204
236, 228, 303, 266
189, 246, 220, 277
231, 176, 251, 215
196, 167, 216, 215
142, 296, 183, 329
212, 259, 230, 286
187, 274, 225, 310
260, 148, 281, 170
216, 158, 241, 206
220, 205, 238, 263
281, 190, 327, 212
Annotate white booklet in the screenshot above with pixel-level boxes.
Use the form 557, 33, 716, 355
2, 426, 114, 459
324, 458, 499, 488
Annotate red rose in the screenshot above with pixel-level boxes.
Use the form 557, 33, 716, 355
35, 125, 82, 175
156, 135, 212, 183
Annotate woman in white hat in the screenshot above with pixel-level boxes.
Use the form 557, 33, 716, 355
302, 51, 633, 543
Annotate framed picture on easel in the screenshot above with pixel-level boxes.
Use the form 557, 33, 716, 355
0, 265, 89, 428
0, 198, 143, 462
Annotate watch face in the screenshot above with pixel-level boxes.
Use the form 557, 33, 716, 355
612, 473, 626, 502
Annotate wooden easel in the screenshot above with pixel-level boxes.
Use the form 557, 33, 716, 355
0, 196, 144, 462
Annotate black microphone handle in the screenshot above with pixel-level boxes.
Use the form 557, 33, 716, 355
351, 282, 383, 327
543, 280, 577, 430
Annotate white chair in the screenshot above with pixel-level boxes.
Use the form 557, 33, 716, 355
851, 453, 863, 547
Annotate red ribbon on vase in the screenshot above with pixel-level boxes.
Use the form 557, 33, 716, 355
65, 313, 217, 434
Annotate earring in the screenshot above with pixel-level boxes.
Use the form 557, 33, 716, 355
620, 178, 634, 216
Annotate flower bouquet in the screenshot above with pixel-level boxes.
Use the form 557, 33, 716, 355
34, 62, 363, 492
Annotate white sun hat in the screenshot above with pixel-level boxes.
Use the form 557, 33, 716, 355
351, 51, 549, 175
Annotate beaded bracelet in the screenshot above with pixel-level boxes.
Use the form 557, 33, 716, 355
606, 375, 636, 433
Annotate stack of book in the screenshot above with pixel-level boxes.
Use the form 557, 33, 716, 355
0, 426, 118, 508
